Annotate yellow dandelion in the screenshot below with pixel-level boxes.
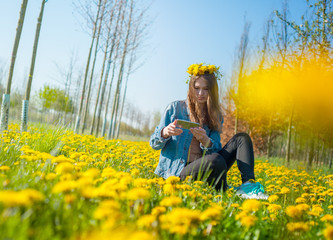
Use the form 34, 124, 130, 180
55, 162, 74, 174
235, 211, 248, 220
200, 207, 222, 221
240, 215, 258, 228
0, 166, 10, 171
52, 155, 75, 164
165, 176, 180, 184
151, 206, 166, 216
308, 205, 324, 217
296, 203, 310, 212
64, 194, 76, 204
82, 168, 100, 178
321, 215, 333, 222
52, 180, 77, 193
267, 204, 282, 213
295, 197, 307, 203
279, 187, 290, 194
160, 196, 182, 207
163, 183, 175, 195
127, 188, 150, 201
128, 231, 155, 240
286, 222, 309, 232
130, 168, 140, 176
285, 206, 303, 218
323, 224, 333, 240
137, 214, 156, 228
242, 199, 261, 212
268, 194, 279, 203
230, 203, 240, 208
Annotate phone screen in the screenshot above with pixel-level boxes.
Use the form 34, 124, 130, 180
176, 120, 200, 129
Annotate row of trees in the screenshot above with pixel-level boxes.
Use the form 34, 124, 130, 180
72, 0, 151, 139
227, 0, 333, 167
0, 0, 152, 139
0, 77, 158, 138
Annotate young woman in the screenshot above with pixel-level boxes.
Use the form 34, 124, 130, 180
150, 64, 267, 199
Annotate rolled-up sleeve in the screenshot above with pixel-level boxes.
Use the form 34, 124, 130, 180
149, 103, 174, 150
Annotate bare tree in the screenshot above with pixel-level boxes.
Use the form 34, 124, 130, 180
100, 32, 122, 137
89, 0, 118, 134
81, 0, 108, 134
91, 0, 125, 136
115, 14, 142, 138
53, 51, 78, 126
74, 0, 103, 133
107, 0, 134, 139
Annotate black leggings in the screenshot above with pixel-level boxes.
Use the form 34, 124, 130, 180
179, 132, 255, 191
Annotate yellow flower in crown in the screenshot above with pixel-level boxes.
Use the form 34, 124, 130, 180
186, 63, 222, 83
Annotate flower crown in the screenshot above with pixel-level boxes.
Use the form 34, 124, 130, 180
186, 63, 222, 83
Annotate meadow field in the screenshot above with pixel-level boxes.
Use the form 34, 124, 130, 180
0, 124, 333, 240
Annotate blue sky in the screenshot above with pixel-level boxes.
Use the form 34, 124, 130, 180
0, 0, 305, 114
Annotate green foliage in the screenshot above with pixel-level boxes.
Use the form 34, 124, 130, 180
38, 85, 73, 113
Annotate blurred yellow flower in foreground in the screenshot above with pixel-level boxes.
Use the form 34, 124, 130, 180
0, 166, 10, 171
160, 196, 182, 207
323, 225, 333, 240
0, 189, 44, 207
242, 199, 261, 212
240, 215, 258, 228
286, 222, 309, 232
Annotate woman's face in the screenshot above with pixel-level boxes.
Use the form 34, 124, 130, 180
194, 77, 209, 104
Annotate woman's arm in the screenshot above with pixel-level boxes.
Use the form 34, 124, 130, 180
149, 102, 182, 150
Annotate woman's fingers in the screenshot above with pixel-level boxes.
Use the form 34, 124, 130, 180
170, 126, 182, 136
190, 127, 207, 141
165, 122, 183, 137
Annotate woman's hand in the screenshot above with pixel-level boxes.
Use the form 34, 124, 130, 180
161, 120, 183, 138
190, 127, 211, 148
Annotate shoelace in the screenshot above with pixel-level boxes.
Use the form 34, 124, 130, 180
239, 182, 265, 195
251, 183, 265, 195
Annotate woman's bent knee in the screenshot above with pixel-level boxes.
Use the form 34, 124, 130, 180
235, 132, 252, 145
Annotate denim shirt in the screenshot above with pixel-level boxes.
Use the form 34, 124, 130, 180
149, 100, 223, 179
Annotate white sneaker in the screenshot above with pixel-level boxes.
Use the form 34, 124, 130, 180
235, 181, 269, 200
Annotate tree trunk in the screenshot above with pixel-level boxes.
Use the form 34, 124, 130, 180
267, 112, 273, 158
21, 0, 46, 132
101, 52, 118, 137
115, 23, 138, 139
0, 0, 28, 131
81, 0, 108, 134
308, 133, 315, 168
285, 105, 294, 163
74, 0, 103, 134
329, 147, 333, 169
95, 1, 123, 137
234, 108, 238, 135
89, 2, 118, 135
108, 0, 133, 139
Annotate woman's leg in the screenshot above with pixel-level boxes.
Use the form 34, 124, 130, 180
218, 132, 255, 183
179, 153, 228, 191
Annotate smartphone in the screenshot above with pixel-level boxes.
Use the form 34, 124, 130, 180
176, 119, 200, 129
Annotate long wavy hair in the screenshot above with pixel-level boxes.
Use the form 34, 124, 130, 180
187, 73, 223, 132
